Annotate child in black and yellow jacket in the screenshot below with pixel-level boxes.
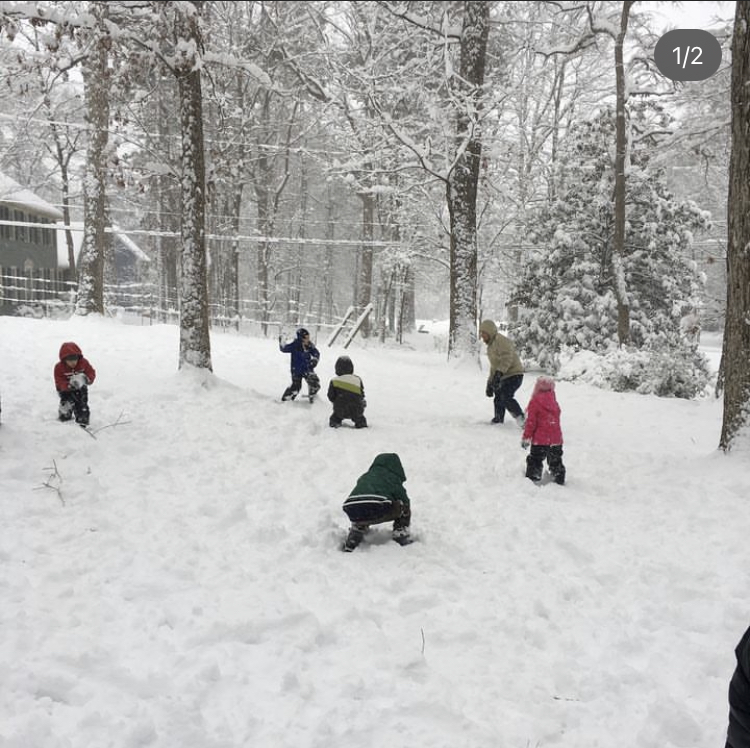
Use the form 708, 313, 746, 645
327, 355, 367, 429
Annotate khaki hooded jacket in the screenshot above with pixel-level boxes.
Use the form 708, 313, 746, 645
479, 320, 524, 384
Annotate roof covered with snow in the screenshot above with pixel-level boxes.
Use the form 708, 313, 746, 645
56, 222, 150, 268
0, 172, 64, 221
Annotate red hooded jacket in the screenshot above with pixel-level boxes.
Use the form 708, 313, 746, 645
53, 341, 97, 392
522, 376, 563, 446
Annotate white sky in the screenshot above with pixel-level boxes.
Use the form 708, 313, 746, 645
646, 0, 736, 31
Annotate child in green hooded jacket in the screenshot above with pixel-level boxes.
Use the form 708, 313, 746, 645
341, 453, 412, 551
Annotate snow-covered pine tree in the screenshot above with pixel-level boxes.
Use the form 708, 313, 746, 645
510, 106, 712, 398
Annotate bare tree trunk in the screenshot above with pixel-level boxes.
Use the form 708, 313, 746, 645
720, 1, 750, 451
447, 0, 489, 358
401, 264, 415, 335
174, 0, 212, 371
75, 1, 110, 316
50, 125, 77, 275
256, 196, 272, 335
319, 186, 335, 324
612, 0, 634, 346
288, 160, 308, 323
229, 188, 242, 330
358, 191, 375, 337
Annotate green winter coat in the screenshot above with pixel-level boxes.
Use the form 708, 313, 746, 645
347, 453, 410, 506
479, 320, 524, 384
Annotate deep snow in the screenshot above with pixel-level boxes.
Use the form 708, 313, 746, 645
0, 314, 747, 748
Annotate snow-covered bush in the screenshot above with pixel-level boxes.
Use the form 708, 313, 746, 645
558, 343, 712, 399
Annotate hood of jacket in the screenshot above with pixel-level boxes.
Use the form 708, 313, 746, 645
532, 375, 556, 398
369, 453, 406, 482
479, 320, 497, 339
335, 356, 354, 376
59, 341, 83, 361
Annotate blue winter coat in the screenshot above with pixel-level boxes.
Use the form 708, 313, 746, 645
280, 337, 320, 377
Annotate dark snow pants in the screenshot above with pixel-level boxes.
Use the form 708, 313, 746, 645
330, 399, 367, 428
58, 387, 90, 425
491, 373, 524, 422
526, 444, 565, 484
282, 372, 320, 400
343, 497, 411, 532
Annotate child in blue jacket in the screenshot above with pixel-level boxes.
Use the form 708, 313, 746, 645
279, 327, 320, 402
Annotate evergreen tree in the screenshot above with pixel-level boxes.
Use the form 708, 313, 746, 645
510, 107, 711, 397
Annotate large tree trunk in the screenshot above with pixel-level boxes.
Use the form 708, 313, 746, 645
612, 0, 634, 346
174, 0, 212, 371
75, 1, 110, 316
447, 0, 489, 358
720, 1, 750, 451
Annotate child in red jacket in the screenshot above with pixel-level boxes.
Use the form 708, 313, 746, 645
54, 341, 96, 426
521, 375, 566, 485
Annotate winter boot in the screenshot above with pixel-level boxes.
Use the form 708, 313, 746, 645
514, 413, 526, 429
354, 416, 368, 429
392, 527, 413, 546
306, 373, 321, 402
392, 516, 413, 546
343, 526, 366, 552
329, 416, 342, 428
58, 400, 74, 422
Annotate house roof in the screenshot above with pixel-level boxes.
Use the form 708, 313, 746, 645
56, 222, 150, 268
0, 172, 64, 221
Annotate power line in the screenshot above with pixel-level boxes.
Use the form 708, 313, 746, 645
0, 218, 406, 249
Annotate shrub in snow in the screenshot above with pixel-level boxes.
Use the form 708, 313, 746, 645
509, 105, 711, 398
558, 343, 711, 399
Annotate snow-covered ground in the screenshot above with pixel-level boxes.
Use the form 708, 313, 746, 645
0, 314, 746, 748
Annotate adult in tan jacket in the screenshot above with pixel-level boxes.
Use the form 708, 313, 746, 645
479, 319, 525, 426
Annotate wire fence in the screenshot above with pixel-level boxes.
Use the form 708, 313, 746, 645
0, 268, 344, 340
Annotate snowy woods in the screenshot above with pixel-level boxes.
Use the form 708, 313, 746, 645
1, 1, 749, 448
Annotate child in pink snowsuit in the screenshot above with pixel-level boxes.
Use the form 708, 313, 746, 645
521, 375, 566, 485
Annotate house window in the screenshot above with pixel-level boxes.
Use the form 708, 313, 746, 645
14, 210, 26, 242
0, 206, 9, 239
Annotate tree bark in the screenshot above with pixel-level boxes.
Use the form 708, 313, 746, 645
174, 0, 212, 371
720, 1, 750, 451
75, 1, 110, 316
358, 191, 375, 337
447, 0, 489, 358
612, 0, 634, 346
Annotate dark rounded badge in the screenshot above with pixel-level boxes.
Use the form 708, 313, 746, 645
654, 29, 722, 82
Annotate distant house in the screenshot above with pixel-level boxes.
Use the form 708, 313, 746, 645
0, 172, 65, 314
1, 172, 150, 315
0, 172, 64, 272
57, 222, 151, 283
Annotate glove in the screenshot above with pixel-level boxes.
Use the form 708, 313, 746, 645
521, 439, 530, 450
485, 382, 494, 398
69, 372, 88, 390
